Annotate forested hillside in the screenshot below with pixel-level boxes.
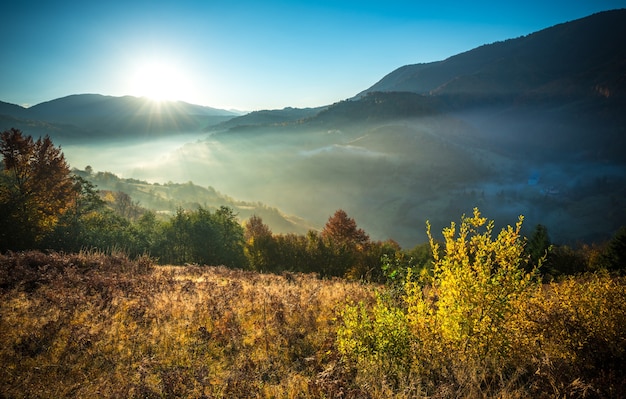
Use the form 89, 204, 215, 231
73, 168, 314, 236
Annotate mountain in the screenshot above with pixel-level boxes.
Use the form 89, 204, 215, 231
0, 101, 30, 117
0, 94, 238, 141
214, 10, 626, 149
205, 106, 325, 132
357, 9, 626, 103
29, 94, 233, 119
287, 9, 626, 163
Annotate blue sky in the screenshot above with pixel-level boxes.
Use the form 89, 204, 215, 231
1, 0, 624, 111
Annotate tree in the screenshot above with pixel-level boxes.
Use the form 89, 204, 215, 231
321, 209, 369, 248
525, 224, 551, 272
602, 226, 626, 272
0, 129, 74, 249
134, 211, 162, 256
243, 215, 276, 271
160, 208, 193, 264
43, 175, 105, 251
158, 206, 245, 267
111, 191, 142, 220
321, 209, 370, 277
244, 215, 272, 241
211, 206, 246, 268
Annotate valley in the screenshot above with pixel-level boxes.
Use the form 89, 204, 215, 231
2, 9, 626, 248
58, 109, 626, 247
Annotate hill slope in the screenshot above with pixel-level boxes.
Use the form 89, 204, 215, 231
75, 169, 316, 236
358, 9, 626, 102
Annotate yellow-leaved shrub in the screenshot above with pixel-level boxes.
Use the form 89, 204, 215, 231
338, 208, 540, 396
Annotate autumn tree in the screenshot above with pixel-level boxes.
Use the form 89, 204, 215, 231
0, 129, 75, 249
321, 209, 370, 277
321, 209, 369, 248
111, 191, 142, 220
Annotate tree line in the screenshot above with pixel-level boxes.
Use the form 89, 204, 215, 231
0, 129, 412, 278
1, 129, 624, 279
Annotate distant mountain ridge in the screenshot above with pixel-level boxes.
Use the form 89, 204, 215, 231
0, 94, 237, 141
205, 106, 324, 132
29, 94, 234, 119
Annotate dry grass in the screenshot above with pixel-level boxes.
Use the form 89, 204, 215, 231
0, 251, 375, 398
2, 251, 624, 398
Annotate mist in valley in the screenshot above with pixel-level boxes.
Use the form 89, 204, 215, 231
2, 9, 623, 249
58, 105, 626, 248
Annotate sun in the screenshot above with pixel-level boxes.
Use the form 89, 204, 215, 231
129, 59, 194, 103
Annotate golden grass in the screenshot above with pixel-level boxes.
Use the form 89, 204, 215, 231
0, 251, 375, 398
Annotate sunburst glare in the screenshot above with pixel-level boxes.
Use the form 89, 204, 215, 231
129, 59, 193, 103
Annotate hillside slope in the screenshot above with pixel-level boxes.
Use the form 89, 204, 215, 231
358, 9, 626, 101
76, 169, 316, 235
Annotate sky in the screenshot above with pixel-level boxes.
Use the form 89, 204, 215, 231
1, 0, 625, 111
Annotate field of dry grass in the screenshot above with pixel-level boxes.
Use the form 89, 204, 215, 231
1, 251, 625, 398
0, 251, 376, 398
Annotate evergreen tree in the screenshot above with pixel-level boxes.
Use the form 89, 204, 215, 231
602, 226, 626, 272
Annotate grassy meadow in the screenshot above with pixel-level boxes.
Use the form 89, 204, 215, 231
1, 250, 625, 398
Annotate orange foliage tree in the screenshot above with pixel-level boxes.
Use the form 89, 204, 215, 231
321, 209, 369, 248
321, 209, 371, 277
0, 129, 75, 249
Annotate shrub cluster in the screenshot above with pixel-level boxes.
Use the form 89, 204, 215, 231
337, 209, 626, 398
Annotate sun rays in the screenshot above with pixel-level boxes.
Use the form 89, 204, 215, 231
128, 58, 194, 103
